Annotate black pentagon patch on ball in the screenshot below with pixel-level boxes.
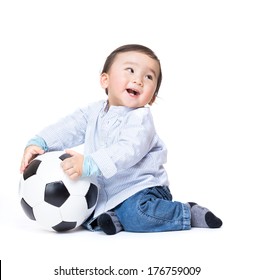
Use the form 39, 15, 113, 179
52, 221, 77, 232
21, 198, 36, 220
59, 153, 72, 161
85, 184, 98, 209
44, 181, 70, 207
23, 159, 42, 180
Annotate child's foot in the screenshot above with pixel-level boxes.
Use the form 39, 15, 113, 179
97, 211, 123, 235
187, 202, 223, 228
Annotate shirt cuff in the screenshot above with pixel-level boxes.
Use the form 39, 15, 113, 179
82, 155, 101, 177
26, 136, 49, 152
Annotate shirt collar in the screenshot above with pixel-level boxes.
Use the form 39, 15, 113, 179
102, 100, 136, 116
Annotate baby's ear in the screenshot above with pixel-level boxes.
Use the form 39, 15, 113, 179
100, 73, 109, 89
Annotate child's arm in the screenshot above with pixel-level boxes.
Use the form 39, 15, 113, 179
89, 108, 158, 179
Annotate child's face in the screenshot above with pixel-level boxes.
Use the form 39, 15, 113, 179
100, 51, 160, 108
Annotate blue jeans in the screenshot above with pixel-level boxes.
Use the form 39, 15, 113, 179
114, 186, 191, 232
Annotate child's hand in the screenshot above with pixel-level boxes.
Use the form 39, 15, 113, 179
61, 149, 84, 180
20, 145, 45, 173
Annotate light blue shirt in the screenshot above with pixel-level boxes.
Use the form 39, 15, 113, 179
35, 100, 169, 218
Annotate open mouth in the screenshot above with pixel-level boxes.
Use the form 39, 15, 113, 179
127, 88, 140, 96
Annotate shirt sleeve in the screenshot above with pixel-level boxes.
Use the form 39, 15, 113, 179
37, 107, 89, 151
90, 108, 157, 179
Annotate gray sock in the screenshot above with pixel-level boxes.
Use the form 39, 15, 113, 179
97, 211, 123, 235
187, 202, 223, 228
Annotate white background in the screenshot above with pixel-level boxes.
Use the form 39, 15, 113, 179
0, 0, 253, 279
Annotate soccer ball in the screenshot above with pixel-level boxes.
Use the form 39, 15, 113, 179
19, 151, 98, 232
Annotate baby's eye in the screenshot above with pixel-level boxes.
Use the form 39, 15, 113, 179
146, 74, 153, 80
126, 67, 134, 73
